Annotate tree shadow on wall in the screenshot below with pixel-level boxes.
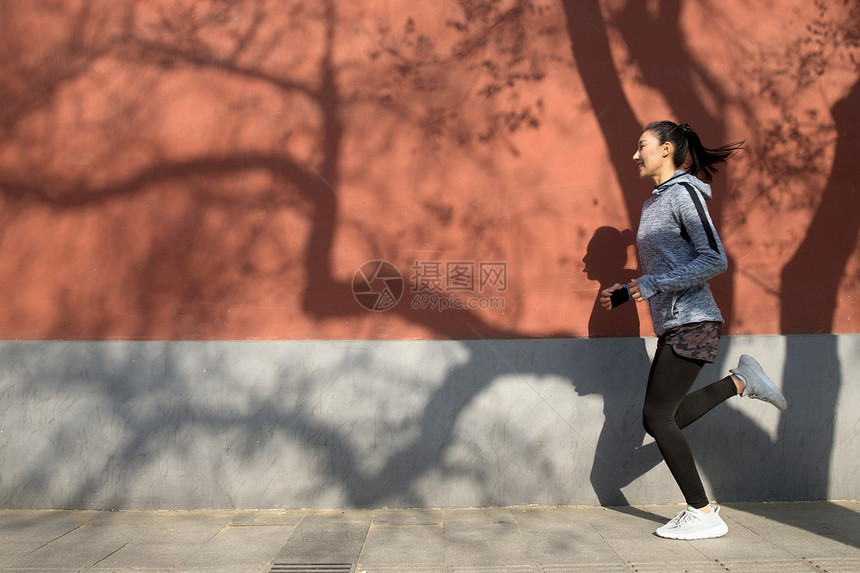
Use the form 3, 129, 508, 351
0, 0, 575, 509
776, 77, 859, 511
562, 0, 735, 330
274, 224, 650, 509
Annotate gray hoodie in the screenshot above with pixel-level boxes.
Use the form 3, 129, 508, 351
636, 170, 728, 336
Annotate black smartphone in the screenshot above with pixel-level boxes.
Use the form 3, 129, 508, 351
610, 285, 631, 308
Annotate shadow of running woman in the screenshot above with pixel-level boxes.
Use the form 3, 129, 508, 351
581, 226, 663, 511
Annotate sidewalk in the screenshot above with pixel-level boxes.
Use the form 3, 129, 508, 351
1, 502, 859, 573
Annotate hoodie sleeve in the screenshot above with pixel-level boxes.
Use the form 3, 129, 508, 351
636, 188, 728, 300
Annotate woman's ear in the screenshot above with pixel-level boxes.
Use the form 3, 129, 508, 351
662, 142, 673, 157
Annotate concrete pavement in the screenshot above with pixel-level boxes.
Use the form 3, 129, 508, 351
2, 502, 859, 573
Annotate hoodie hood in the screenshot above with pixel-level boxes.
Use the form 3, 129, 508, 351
653, 170, 712, 200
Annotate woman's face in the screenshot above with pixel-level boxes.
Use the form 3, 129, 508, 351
633, 130, 669, 181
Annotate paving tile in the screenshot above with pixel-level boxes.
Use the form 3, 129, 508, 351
725, 503, 860, 558
180, 524, 294, 569
283, 512, 373, 544
85, 513, 235, 571
441, 508, 534, 568
87, 539, 202, 571
13, 522, 147, 571
358, 523, 445, 567
272, 513, 372, 566
760, 501, 860, 547
0, 510, 98, 555
512, 507, 621, 567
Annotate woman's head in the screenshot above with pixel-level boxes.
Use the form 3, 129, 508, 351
645, 121, 690, 170
641, 121, 744, 183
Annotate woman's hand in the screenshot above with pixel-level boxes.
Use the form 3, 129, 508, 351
600, 284, 624, 311
629, 278, 644, 302
601, 279, 645, 311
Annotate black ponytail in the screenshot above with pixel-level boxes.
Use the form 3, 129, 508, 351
645, 121, 744, 183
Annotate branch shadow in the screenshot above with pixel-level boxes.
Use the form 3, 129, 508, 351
776, 79, 859, 505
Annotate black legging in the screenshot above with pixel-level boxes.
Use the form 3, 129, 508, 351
642, 343, 738, 509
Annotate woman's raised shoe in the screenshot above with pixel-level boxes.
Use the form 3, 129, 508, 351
731, 354, 788, 411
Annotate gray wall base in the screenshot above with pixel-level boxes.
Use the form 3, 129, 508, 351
0, 335, 856, 510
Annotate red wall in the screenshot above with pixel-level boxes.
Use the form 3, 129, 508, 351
1, 0, 857, 340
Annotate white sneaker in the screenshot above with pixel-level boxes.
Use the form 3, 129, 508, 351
655, 505, 728, 540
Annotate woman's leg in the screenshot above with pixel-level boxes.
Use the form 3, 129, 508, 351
642, 344, 714, 509
675, 374, 738, 429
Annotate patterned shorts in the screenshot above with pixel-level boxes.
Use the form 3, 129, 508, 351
659, 321, 722, 363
